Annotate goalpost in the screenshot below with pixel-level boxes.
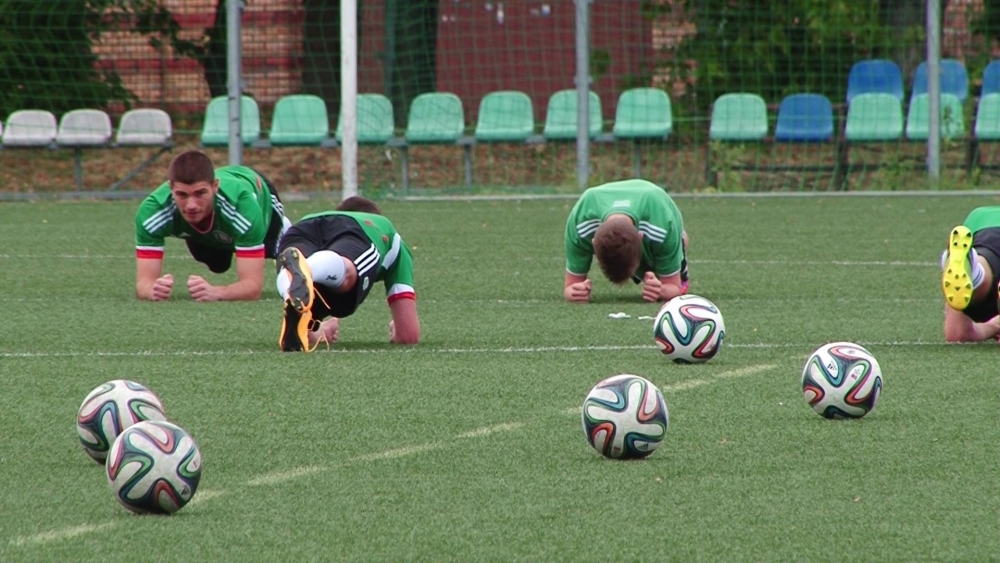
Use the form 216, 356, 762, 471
341, 0, 359, 199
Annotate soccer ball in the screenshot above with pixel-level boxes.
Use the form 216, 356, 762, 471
106, 420, 202, 514
77, 380, 168, 464
581, 374, 669, 460
801, 342, 883, 419
653, 294, 725, 363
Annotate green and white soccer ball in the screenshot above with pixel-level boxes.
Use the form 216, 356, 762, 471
106, 420, 202, 514
801, 342, 883, 419
582, 374, 669, 460
76, 379, 167, 464
653, 294, 726, 363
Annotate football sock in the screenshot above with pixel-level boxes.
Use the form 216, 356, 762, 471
276, 268, 292, 299
940, 247, 985, 289
308, 251, 347, 289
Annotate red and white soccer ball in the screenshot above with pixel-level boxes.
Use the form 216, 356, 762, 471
653, 294, 726, 363
106, 420, 202, 514
76, 380, 168, 464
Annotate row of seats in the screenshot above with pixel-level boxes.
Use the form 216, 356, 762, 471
847, 58, 977, 103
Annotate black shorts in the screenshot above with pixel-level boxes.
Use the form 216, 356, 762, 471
277, 214, 378, 320
187, 169, 285, 273
963, 227, 1000, 323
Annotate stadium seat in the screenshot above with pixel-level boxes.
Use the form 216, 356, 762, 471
846, 59, 905, 104
543, 89, 603, 140
844, 93, 903, 141
612, 88, 672, 176
268, 94, 331, 146
709, 93, 768, 141
2, 109, 57, 147
336, 93, 395, 144
910, 59, 969, 101
969, 93, 1000, 173
397, 92, 467, 190
475, 91, 535, 142
56, 109, 113, 189
983, 60, 1000, 97
200, 95, 260, 146
111, 109, 174, 191
774, 94, 834, 142
905, 93, 966, 140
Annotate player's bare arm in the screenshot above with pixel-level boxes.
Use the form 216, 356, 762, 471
642, 272, 683, 303
136, 258, 173, 301
564, 272, 591, 303
943, 306, 1000, 343
388, 297, 420, 344
188, 256, 265, 302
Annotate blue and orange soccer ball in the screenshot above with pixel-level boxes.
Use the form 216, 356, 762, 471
801, 342, 883, 419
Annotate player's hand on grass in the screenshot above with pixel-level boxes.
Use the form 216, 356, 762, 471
312, 318, 339, 345
187, 275, 220, 302
641, 272, 662, 303
151, 274, 174, 301
564, 279, 592, 303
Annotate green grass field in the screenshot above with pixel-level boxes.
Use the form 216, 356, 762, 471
1, 194, 998, 562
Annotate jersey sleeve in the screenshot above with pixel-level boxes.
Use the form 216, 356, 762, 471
383, 234, 416, 303
564, 216, 593, 276
652, 228, 684, 276
231, 191, 267, 259
134, 197, 168, 260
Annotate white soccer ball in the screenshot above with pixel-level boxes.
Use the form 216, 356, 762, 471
581, 374, 669, 459
801, 342, 883, 419
76, 380, 167, 464
106, 420, 202, 514
653, 294, 726, 363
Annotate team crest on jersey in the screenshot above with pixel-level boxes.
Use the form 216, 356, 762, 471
213, 231, 232, 244
362, 277, 370, 291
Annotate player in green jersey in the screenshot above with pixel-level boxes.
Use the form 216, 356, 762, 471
563, 179, 689, 303
134, 150, 290, 302
940, 206, 1000, 342
275, 199, 420, 351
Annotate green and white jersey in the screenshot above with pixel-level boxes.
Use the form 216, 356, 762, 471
564, 179, 684, 277
299, 211, 416, 302
135, 166, 274, 260
963, 207, 1000, 233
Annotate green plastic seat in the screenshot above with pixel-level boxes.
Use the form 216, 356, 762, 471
613, 88, 672, 139
709, 93, 767, 141
845, 93, 903, 141
543, 89, 602, 140
269, 94, 329, 146
475, 91, 534, 142
200, 95, 260, 146
905, 93, 965, 140
336, 93, 395, 144
405, 92, 465, 144
975, 93, 1000, 141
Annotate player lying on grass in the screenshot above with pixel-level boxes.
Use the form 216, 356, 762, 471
276, 196, 420, 351
134, 150, 291, 302
563, 179, 689, 303
941, 207, 1000, 342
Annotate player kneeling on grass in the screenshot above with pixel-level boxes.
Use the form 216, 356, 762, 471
941, 207, 1000, 342
563, 179, 689, 303
276, 198, 420, 351
134, 150, 291, 302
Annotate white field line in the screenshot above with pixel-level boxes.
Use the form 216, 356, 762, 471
0, 340, 953, 361
246, 465, 328, 487
660, 363, 778, 393
457, 422, 524, 438
7, 523, 117, 548
350, 443, 445, 462
186, 489, 227, 505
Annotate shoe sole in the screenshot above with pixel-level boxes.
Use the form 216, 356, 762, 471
279, 304, 304, 352
942, 226, 974, 310
280, 248, 314, 314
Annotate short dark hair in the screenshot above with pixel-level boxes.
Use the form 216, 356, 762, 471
168, 151, 215, 185
592, 220, 642, 285
336, 196, 382, 215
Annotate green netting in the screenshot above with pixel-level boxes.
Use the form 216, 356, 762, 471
1, 1, 1000, 194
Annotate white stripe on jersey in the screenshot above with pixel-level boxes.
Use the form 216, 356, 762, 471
576, 219, 600, 239
270, 192, 285, 216
218, 198, 251, 234
387, 283, 415, 298
354, 244, 380, 278
381, 233, 401, 270
638, 224, 666, 243
142, 202, 176, 234
136, 245, 164, 253
638, 221, 666, 238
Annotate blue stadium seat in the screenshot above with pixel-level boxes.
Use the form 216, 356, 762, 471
846, 59, 904, 104
982, 60, 1000, 96
774, 94, 834, 142
911, 59, 969, 101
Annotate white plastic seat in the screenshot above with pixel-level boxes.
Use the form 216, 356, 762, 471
115, 109, 172, 145
2, 110, 57, 146
57, 109, 113, 146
